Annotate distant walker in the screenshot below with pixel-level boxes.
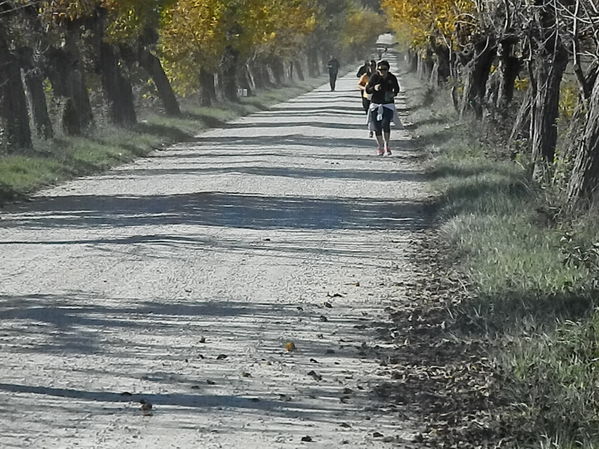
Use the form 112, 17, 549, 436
326, 56, 340, 91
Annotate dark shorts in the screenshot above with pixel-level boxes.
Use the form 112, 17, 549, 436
370, 107, 393, 134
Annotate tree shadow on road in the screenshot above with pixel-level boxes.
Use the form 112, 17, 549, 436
0, 290, 416, 435
0, 192, 430, 231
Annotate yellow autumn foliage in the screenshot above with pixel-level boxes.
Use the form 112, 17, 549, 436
381, 0, 475, 50
159, 0, 316, 95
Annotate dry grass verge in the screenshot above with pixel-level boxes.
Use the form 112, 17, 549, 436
375, 69, 599, 448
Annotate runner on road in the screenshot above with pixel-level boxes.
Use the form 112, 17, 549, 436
356, 60, 369, 78
365, 59, 400, 156
357, 60, 377, 113
357, 60, 377, 137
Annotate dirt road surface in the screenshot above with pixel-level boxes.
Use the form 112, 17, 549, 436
0, 59, 430, 448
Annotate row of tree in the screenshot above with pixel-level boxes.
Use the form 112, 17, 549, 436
382, 0, 599, 207
0, 0, 384, 153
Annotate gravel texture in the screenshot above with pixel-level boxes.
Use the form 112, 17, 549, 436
0, 59, 431, 448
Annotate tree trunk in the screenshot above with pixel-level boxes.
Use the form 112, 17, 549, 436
530, 43, 568, 177
567, 76, 599, 205
0, 24, 32, 151
509, 88, 533, 146
220, 45, 239, 101
460, 38, 496, 119
247, 60, 264, 90
213, 72, 226, 103
294, 60, 305, 81
138, 49, 180, 116
422, 51, 434, 81
432, 43, 450, 84
237, 62, 253, 96
485, 70, 500, 111
46, 31, 93, 135
284, 60, 294, 83
416, 52, 426, 79
49, 22, 94, 134
64, 28, 93, 130
100, 42, 137, 126
406, 50, 417, 73
269, 56, 285, 86
307, 48, 319, 77
19, 47, 53, 139
253, 56, 275, 87
198, 68, 216, 106
46, 47, 81, 135
497, 40, 521, 108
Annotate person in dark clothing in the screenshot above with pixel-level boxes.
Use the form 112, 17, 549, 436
365, 60, 400, 156
327, 56, 340, 91
356, 60, 376, 105
356, 60, 369, 78
357, 61, 377, 113
357, 60, 377, 137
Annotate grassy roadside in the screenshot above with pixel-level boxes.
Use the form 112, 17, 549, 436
0, 74, 329, 206
399, 71, 599, 447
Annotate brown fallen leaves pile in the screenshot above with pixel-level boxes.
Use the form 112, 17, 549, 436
375, 230, 521, 449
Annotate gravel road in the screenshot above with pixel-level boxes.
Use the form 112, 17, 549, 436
0, 59, 430, 448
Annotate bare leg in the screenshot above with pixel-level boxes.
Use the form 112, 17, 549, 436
375, 134, 384, 155
383, 131, 391, 154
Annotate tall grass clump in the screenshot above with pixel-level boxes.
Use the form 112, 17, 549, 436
505, 311, 599, 446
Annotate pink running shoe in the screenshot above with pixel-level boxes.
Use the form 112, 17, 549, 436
377, 147, 385, 156
384, 149, 392, 156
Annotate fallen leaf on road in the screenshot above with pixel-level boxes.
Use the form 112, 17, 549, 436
284, 341, 296, 352
327, 292, 344, 298
301, 436, 313, 442
139, 399, 153, 416
319, 315, 328, 322
216, 354, 227, 360
307, 370, 322, 381
324, 302, 333, 308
